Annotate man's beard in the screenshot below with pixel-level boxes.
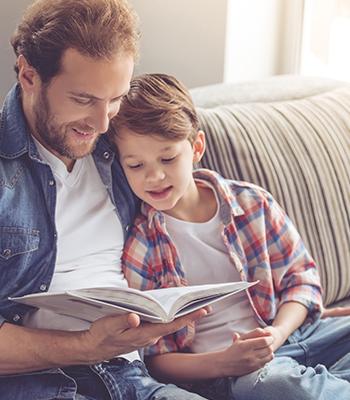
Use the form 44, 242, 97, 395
33, 87, 99, 160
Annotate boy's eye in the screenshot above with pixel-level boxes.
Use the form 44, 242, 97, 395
127, 163, 142, 170
161, 156, 177, 163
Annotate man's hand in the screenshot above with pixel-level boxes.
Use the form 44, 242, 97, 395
0, 308, 208, 374
216, 328, 274, 377
81, 308, 208, 364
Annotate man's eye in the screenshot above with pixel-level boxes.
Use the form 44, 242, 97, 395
73, 98, 91, 105
112, 96, 124, 104
162, 156, 176, 163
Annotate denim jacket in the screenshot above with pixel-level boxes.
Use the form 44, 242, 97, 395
0, 84, 138, 327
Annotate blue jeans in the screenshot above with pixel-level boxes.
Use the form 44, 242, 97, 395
191, 316, 350, 400
0, 359, 206, 400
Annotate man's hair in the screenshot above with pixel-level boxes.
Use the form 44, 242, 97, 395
110, 73, 200, 143
11, 0, 139, 83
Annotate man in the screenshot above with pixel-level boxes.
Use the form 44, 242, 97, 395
0, 1, 207, 398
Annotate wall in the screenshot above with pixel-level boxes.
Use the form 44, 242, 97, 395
131, 0, 228, 89
0, 0, 32, 103
1, 0, 302, 103
1, 0, 228, 101
132, 0, 303, 87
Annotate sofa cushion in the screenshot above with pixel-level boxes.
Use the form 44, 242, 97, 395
191, 75, 347, 108
196, 88, 350, 306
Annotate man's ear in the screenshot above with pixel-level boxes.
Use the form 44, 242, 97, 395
17, 55, 40, 94
193, 130, 206, 163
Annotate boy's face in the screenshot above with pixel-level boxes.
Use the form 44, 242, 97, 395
115, 128, 204, 215
19, 48, 134, 169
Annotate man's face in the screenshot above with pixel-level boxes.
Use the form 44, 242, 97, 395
30, 48, 134, 168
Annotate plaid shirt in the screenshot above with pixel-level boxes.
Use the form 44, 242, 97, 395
122, 169, 323, 356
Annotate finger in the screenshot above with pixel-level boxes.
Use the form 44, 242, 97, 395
239, 328, 272, 340
204, 305, 213, 314
257, 351, 274, 365
97, 313, 140, 332
232, 332, 241, 342
254, 346, 274, 359
127, 313, 141, 328
150, 308, 208, 337
243, 335, 274, 350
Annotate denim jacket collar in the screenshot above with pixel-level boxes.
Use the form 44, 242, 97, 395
0, 84, 32, 159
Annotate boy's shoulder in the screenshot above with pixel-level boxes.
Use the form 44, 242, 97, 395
225, 178, 268, 193
227, 179, 272, 202
194, 168, 273, 205
224, 180, 276, 218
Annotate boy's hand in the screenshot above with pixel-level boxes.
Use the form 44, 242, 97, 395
80, 309, 208, 364
322, 306, 350, 318
260, 326, 286, 352
217, 328, 274, 377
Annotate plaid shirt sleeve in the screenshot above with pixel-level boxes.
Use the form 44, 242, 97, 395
122, 222, 158, 290
122, 219, 193, 355
252, 189, 323, 323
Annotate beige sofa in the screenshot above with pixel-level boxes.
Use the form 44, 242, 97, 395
191, 75, 350, 308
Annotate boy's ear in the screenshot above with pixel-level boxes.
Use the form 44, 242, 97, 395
17, 55, 41, 94
193, 130, 206, 163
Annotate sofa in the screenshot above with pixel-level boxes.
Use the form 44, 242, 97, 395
190, 75, 350, 308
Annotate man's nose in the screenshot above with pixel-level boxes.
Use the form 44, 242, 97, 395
88, 102, 120, 133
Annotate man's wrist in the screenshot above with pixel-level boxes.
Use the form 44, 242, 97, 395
68, 329, 102, 365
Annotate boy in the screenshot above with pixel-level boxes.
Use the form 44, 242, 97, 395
110, 73, 350, 400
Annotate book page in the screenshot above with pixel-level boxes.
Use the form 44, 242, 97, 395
146, 281, 256, 318
174, 290, 245, 318
11, 281, 257, 323
11, 292, 165, 323
74, 287, 167, 319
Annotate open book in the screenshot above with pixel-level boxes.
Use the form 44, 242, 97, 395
10, 281, 257, 323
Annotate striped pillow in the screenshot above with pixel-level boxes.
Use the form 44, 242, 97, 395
197, 88, 350, 306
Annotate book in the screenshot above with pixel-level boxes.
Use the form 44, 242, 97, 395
10, 281, 257, 323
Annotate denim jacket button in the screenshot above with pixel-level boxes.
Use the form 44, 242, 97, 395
103, 151, 110, 160
49, 180, 55, 186
40, 284, 47, 291
3, 249, 11, 258
13, 314, 21, 322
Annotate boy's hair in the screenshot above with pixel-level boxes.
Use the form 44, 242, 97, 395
11, 0, 139, 83
110, 73, 200, 143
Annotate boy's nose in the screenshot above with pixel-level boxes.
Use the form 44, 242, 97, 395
146, 168, 166, 183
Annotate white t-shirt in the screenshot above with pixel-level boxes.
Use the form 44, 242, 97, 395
164, 183, 259, 353
24, 138, 139, 361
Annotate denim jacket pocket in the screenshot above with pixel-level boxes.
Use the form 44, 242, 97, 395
0, 226, 40, 261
